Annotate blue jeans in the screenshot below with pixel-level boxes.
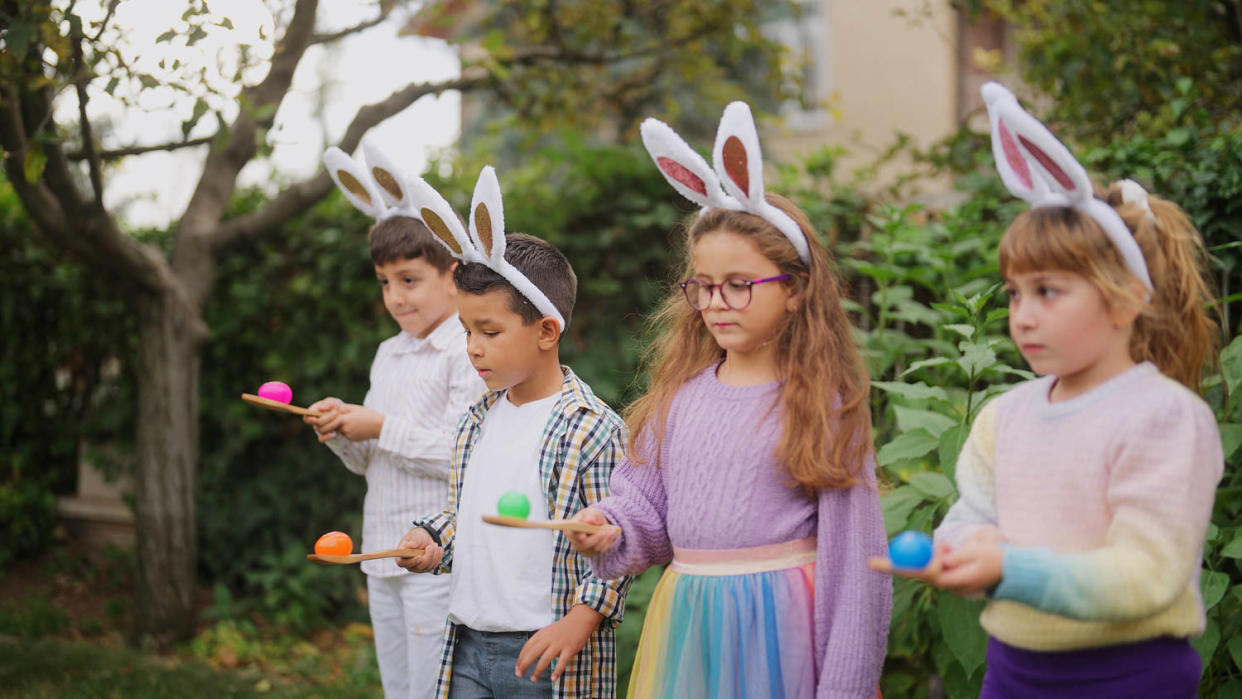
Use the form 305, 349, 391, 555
449, 625, 554, 699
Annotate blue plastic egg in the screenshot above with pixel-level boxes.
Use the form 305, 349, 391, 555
888, 530, 933, 570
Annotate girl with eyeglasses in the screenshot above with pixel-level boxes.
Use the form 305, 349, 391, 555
565, 102, 889, 699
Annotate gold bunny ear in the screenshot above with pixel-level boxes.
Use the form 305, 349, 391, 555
421, 207, 463, 255
324, 147, 385, 219
473, 202, 494, 254
469, 166, 506, 262
372, 167, 402, 203
338, 170, 373, 206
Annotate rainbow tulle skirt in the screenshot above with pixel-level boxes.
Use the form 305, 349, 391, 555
627, 537, 818, 699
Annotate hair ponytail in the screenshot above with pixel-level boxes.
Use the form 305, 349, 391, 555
1107, 183, 1219, 390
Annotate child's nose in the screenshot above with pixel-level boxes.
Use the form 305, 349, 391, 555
1011, 299, 1036, 328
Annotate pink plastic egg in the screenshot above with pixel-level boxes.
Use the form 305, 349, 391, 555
257, 381, 293, 404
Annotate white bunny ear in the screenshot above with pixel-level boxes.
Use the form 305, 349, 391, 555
713, 101, 766, 207
469, 166, 506, 263
362, 139, 410, 209
640, 117, 729, 209
406, 176, 478, 262
982, 82, 1153, 294
981, 82, 1092, 206
324, 147, 385, 219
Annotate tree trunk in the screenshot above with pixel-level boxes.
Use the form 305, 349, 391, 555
133, 288, 202, 647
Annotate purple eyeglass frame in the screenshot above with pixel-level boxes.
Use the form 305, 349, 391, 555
678, 274, 792, 310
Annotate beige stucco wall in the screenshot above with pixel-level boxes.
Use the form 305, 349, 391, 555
766, 1, 960, 190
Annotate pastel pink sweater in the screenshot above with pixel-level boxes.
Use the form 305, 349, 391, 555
937, 362, 1223, 650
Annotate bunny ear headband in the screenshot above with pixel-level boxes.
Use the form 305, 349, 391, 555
640, 101, 811, 265
981, 81, 1153, 292
324, 143, 566, 332
323, 139, 420, 220
406, 166, 568, 332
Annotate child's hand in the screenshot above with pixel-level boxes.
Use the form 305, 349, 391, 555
566, 508, 619, 556
304, 397, 345, 442
867, 542, 949, 583
394, 527, 443, 574
935, 540, 1004, 597
965, 525, 1005, 548
317, 404, 386, 442
515, 604, 603, 683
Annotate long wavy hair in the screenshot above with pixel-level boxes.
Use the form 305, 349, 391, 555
625, 193, 873, 494
999, 182, 1218, 390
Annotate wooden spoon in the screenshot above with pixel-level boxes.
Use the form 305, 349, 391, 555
307, 548, 425, 564
482, 514, 619, 535
241, 393, 320, 417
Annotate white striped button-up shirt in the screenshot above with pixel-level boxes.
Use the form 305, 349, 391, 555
328, 315, 485, 576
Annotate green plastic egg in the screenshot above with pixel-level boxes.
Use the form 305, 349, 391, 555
497, 491, 531, 519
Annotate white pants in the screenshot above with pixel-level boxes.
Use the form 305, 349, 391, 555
367, 572, 451, 699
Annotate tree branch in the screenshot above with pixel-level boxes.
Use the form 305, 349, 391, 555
179, 0, 319, 245
66, 135, 215, 161
309, 12, 389, 45
92, 0, 121, 42
72, 24, 104, 205
211, 73, 488, 247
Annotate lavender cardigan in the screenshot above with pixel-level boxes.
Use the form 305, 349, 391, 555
590, 365, 891, 698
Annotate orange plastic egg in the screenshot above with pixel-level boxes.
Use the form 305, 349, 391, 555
314, 531, 353, 556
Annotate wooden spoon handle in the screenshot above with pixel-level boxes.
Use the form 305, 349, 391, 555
482, 514, 619, 535
306, 548, 425, 564
241, 393, 320, 417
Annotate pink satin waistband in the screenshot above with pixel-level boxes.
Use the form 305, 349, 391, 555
670, 536, 817, 576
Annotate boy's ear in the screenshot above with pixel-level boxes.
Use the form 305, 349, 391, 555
536, 317, 562, 350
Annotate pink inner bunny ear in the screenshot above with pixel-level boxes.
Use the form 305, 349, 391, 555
1017, 135, 1076, 190
721, 136, 750, 196
656, 157, 707, 197
998, 120, 1032, 190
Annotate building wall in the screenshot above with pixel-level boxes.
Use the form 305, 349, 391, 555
766, 1, 962, 188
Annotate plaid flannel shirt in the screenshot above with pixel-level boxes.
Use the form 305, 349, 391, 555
417, 366, 633, 699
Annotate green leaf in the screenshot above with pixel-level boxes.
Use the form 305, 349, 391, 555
881, 486, 924, 535
1220, 536, 1242, 559
985, 307, 1009, 324
1228, 634, 1242, 672
872, 381, 950, 403
936, 593, 988, 678
7, 22, 32, 56
1191, 618, 1220, 664
909, 471, 954, 500
23, 148, 47, 184
1220, 424, 1242, 461
956, 341, 998, 376
945, 324, 975, 339
188, 25, 208, 46
156, 29, 177, 43
1201, 569, 1229, 610
900, 357, 954, 377
894, 405, 956, 438
877, 429, 939, 467
938, 424, 968, 485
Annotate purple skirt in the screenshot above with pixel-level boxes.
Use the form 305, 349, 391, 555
981, 636, 1200, 698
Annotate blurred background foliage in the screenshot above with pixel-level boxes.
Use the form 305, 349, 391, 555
4, 0, 1242, 696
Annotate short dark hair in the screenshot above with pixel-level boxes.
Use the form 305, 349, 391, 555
369, 215, 456, 271
453, 233, 576, 327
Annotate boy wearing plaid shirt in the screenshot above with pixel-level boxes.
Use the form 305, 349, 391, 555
397, 233, 632, 699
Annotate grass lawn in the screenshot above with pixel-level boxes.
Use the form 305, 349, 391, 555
0, 635, 378, 698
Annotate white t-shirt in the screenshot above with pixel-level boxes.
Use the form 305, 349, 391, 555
448, 391, 559, 631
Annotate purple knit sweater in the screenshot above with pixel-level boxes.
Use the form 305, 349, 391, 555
591, 364, 891, 698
